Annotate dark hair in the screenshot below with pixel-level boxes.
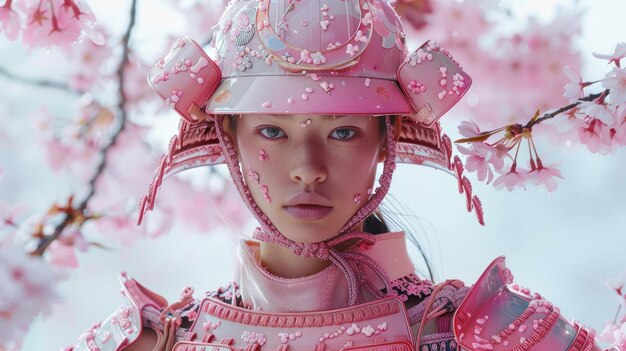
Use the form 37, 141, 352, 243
365, 196, 435, 282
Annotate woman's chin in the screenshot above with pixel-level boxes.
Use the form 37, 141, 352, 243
275, 221, 342, 244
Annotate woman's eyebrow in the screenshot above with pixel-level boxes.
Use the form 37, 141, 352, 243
267, 115, 350, 120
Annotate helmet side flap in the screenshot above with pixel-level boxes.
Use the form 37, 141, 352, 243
147, 37, 222, 124
398, 40, 472, 126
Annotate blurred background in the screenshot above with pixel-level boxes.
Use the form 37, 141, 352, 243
0, 0, 625, 349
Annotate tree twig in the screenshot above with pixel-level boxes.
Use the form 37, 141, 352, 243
526, 90, 608, 128
0, 66, 77, 94
32, 0, 139, 257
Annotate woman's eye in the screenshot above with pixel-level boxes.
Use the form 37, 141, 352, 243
330, 128, 356, 140
259, 127, 286, 139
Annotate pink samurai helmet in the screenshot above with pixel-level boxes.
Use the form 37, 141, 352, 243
141, 0, 483, 228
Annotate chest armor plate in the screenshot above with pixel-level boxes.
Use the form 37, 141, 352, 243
179, 296, 413, 351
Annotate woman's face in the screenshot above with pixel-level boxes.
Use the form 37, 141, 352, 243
227, 114, 386, 243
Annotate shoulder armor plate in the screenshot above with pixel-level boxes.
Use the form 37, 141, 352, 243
70, 272, 168, 351
453, 257, 598, 351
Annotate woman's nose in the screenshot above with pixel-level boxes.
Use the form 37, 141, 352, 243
289, 146, 327, 185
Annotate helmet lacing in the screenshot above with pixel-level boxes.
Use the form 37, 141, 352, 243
214, 115, 399, 305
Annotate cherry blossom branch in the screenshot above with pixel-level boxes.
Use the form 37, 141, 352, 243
77, 0, 137, 210
31, 0, 138, 257
0, 66, 77, 94
527, 90, 608, 128
456, 90, 609, 144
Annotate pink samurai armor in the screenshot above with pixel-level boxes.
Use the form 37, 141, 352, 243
67, 0, 604, 350
68, 235, 602, 350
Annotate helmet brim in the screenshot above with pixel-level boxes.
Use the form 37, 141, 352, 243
205, 75, 412, 115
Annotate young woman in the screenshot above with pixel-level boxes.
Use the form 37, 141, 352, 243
69, 0, 602, 350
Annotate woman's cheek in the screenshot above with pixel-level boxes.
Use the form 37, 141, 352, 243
346, 148, 379, 204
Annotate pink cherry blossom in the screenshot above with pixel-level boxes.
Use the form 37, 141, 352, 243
601, 125, 621, 154
35, 102, 119, 179
123, 55, 154, 108
598, 321, 626, 351
577, 117, 612, 154
458, 120, 482, 138
611, 104, 626, 146
41, 137, 99, 178
580, 100, 614, 125
0, 2, 21, 41
602, 271, 626, 306
20, 0, 81, 51
412, 0, 582, 128
563, 65, 586, 101
393, 0, 433, 31
16, 0, 103, 50
94, 205, 161, 247
492, 164, 529, 191
457, 143, 505, 184
179, 0, 229, 39
68, 33, 113, 91
46, 230, 88, 268
593, 42, 626, 68
0, 245, 61, 348
0, 202, 28, 231
62, 0, 105, 45
602, 66, 626, 106
155, 176, 249, 234
47, 240, 80, 268
527, 163, 563, 193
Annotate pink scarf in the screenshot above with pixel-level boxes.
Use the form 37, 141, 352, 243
238, 231, 415, 312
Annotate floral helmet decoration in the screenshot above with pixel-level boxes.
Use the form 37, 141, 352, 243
141, 0, 482, 305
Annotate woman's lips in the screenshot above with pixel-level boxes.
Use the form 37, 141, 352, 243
284, 205, 332, 221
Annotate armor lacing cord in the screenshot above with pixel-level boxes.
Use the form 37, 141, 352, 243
214, 115, 399, 307
253, 228, 393, 306
414, 279, 465, 349
159, 287, 194, 322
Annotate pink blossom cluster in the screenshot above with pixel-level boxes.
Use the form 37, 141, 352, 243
598, 272, 626, 350
391, 0, 432, 31
175, 0, 230, 40
0, 245, 61, 349
412, 0, 583, 127
455, 42, 626, 193
572, 43, 626, 154
67, 34, 113, 91
35, 99, 113, 181
456, 119, 565, 193
0, 0, 104, 50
